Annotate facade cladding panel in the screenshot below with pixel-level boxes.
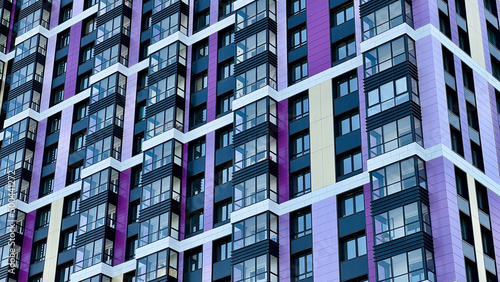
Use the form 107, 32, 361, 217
1, 0, 500, 281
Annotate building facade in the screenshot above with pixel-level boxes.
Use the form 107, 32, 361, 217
0, 0, 499, 280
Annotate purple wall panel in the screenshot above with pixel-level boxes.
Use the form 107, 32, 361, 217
278, 213, 290, 282
53, 107, 73, 192
203, 131, 215, 231
121, 73, 138, 160
64, 22, 82, 99
278, 99, 289, 203
306, 0, 331, 76
114, 168, 131, 265
209, 0, 218, 25
312, 197, 339, 281
426, 157, 466, 281
29, 119, 47, 202
18, 211, 36, 282
50, 0, 61, 29
363, 183, 375, 281
207, 33, 218, 122
446, 0, 459, 45
178, 252, 184, 282
40, 36, 57, 112
477, 0, 492, 72
276, 0, 287, 90
202, 242, 212, 280
128, 0, 143, 66
487, 189, 500, 273
412, 0, 439, 29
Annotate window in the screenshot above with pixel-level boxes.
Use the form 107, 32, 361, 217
236, 0, 277, 30
88, 105, 124, 134
194, 10, 209, 32
91, 73, 127, 103
193, 40, 209, 61
58, 264, 73, 282
219, 27, 234, 48
189, 139, 205, 161
216, 126, 233, 149
139, 212, 179, 246
187, 211, 204, 235
233, 212, 278, 250
375, 202, 431, 244
476, 181, 490, 214
364, 36, 416, 77
150, 42, 187, 73
142, 175, 181, 209
338, 112, 360, 136
74, 100, 89, 121
291, 133, 310, 158
291, 170, 311, 198
482, 227, 495, 258
3, 118, 37, 146
33, 241, 47, 263
193, 73, 208, 92
36, 208, 50, 229
234, 135, 277, 171
137, 249, 179, 281
235, 98, 277, 133
333, 4, 354, 26
458, 28, 471, 55
292, 252, 313, 281
233, 254, 279, 282
75, 239, 107, 271
143, 140, 183, 173
62, 228, 77, 250
377, 248, 435, 282
219, 0, 234, 18
290, 92, 309, 121
85, 136, 122, 167
234, 173, 277, 210
215, 162, 233, 186
236, 30, 277, 63
152, 0, 178, 13
148, 74, 186, 105
289, 0, 305, 15
455, 166, 469, 199
339, 151, 362, 176
151, 12, 188, 43
83, 16, 97, 35
335, 74, 357, 98
369, 115, 423, 157
40, 176, 54, 196
236, 63, 277, 97
96, 16, 131, 44
58, 30, 71, 50
214, 237, 232, 262
79, 203, 116, 235
219, 60, 234, 80
47, 115, 61, 135
63, 193, 80, 217
362, 0, 413, 40
471, 143, 484, 171
333, 37, 355, 62
366, 75, 419, 116
341, 234, 366, 261
43, 145, 58, 165
465, 258, 479, 282
82, 168, 119, 200
14, 35, 47, 62
94, 44, 129, 73
439, 11, 451, 38
51, 87, 64, 106
484, 0, 498, 16
81, 45, 94, 63
0, 148, 34, 176
10, 62, 44, 89
215, 200, 232, 224
7, 91, 41, 118
339, 189, 364, 217
18, 10, 50, 35
291, 207, 311, 239
60, 5, 73, 23
71, 133, 86, 152
78, 73, 91, 92
188, 175, 205, 196
186, 248, 203, 272
217, 91, 234, 116
190, 105, 207, 128
290, 59, 308, 84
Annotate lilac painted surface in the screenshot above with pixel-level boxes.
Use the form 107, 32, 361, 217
277, 99, 289, 203
416, 35, 451, 148
426, 157, 466, 281
178, 252, 184, 282
180, 143, 189, 240
201, 242, 212, 280
477, 0, 492, 73
306, 0, 331, 76
363, 183, 375, 281
412, 0, 439, 29
18, 211, 36, 282
128, 0, 144, 66
209, 0, 218, 25
50, 0, 61, 29
276, 0, 287, 90
29, 119, 47, 202
122, 73, 138, 159
64, 22, 83, 99
53, 107, 73, 192
207, 33, 218, 122
278, 213, 290, 282
446, 0, 459, 46
487, 189, 500, 273
203, 131, 215, 231
114, 169, 131, 265
40, 36, 58, 112
312, 197, 339, 281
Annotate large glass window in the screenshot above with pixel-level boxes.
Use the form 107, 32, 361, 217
367, 75, 419, 116
289, 0, 305, 15
236, 30, 276, 64
368, 115, 423, 157
17, 10, 50, 35
151, 12, 188, 43
85, 136, 122, 167
341, 234, 366, 261
11, 62, 44, 89
336, 74, 358, 98
98, 0, 132, 15
333, 4, 354, 26
291, 133, 310, 158
136, 249, 179, 281
291, 170, 311, 198
214, 236, 232, 262
142, 175, 181, 209
377, 248, 436, 282
150, 42, 187, 73
14, 35, 47, 62
236, 63, 277, 97
234, 173, 277, 210
339, 189, 364, 217
233, 212, 278, 250
290, 25, 307, 49
371, 156, 426, 200
75, 239, 114, 271
234, 135, 277, 171
88, 104, 124, 134
78, 203, 116, 235
374, 202, 432, 245
236, 0, 276, 30
333, 37, 356, 62
96, 15, 131, 44
82, 168, 119, 200
233, 254, 278, 282
364, 36, 416, 77
235, 98, 277, 133
148, 74, 186, 105
91, 73, 127, 103
362, 0, 413, 40
291, 207, 311, 239
7, 91, 41, 118
0, 149, 34, 176
143, 140, 183, 173
139, 212, 179, 246
292, 252, 313, 281
153, 0, 185, 13
94, 44, 129, 73
145, 107, 184, 139
3, 118, 37, 146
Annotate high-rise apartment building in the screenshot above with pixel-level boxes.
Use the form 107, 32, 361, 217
0, 0, 500, 280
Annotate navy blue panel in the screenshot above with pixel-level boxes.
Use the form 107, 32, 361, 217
335, 130, 361, 154
190, 88, 208, 108
215, 146, 233, 166
45, 132, 59, 147
52, 73, 66, 88
80, 31, 97, 48
192, 56, 209, 75
214, 181, 233, 203
55, 46, 69, 61
184, 269, 202, 282
137, 88, 148, 103
57, 249, 76, 265
290, 234, 313, 254
330, 0, 351, 8
68, 149, 85, 166
143, 0, 152, 12
33, 226, 48, 242
340, 255, 368, 281
194, 0, 209, 12
288, 44, 308, 64
338, 212, 366, 238
289, 155, 310, 173
61, 214, 79, 231
213, 260, 232, 280
141, 29, 151, 43
78, 59, 94, 76
217, 77, 235, 96
41, 163, 56, 178
331, 20, 355, 43
289, 116, 309, 136
134, 119, 146, 135
186, 192, 205, 213
187, 156, 206, 177
129, 187, 142, 202
29, 261, 44, 276
218, 44, 235, 63
334, 91, 359, 116
287, 10, 307, 30
127, 222, 139, 237
72, 117, 88, 134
